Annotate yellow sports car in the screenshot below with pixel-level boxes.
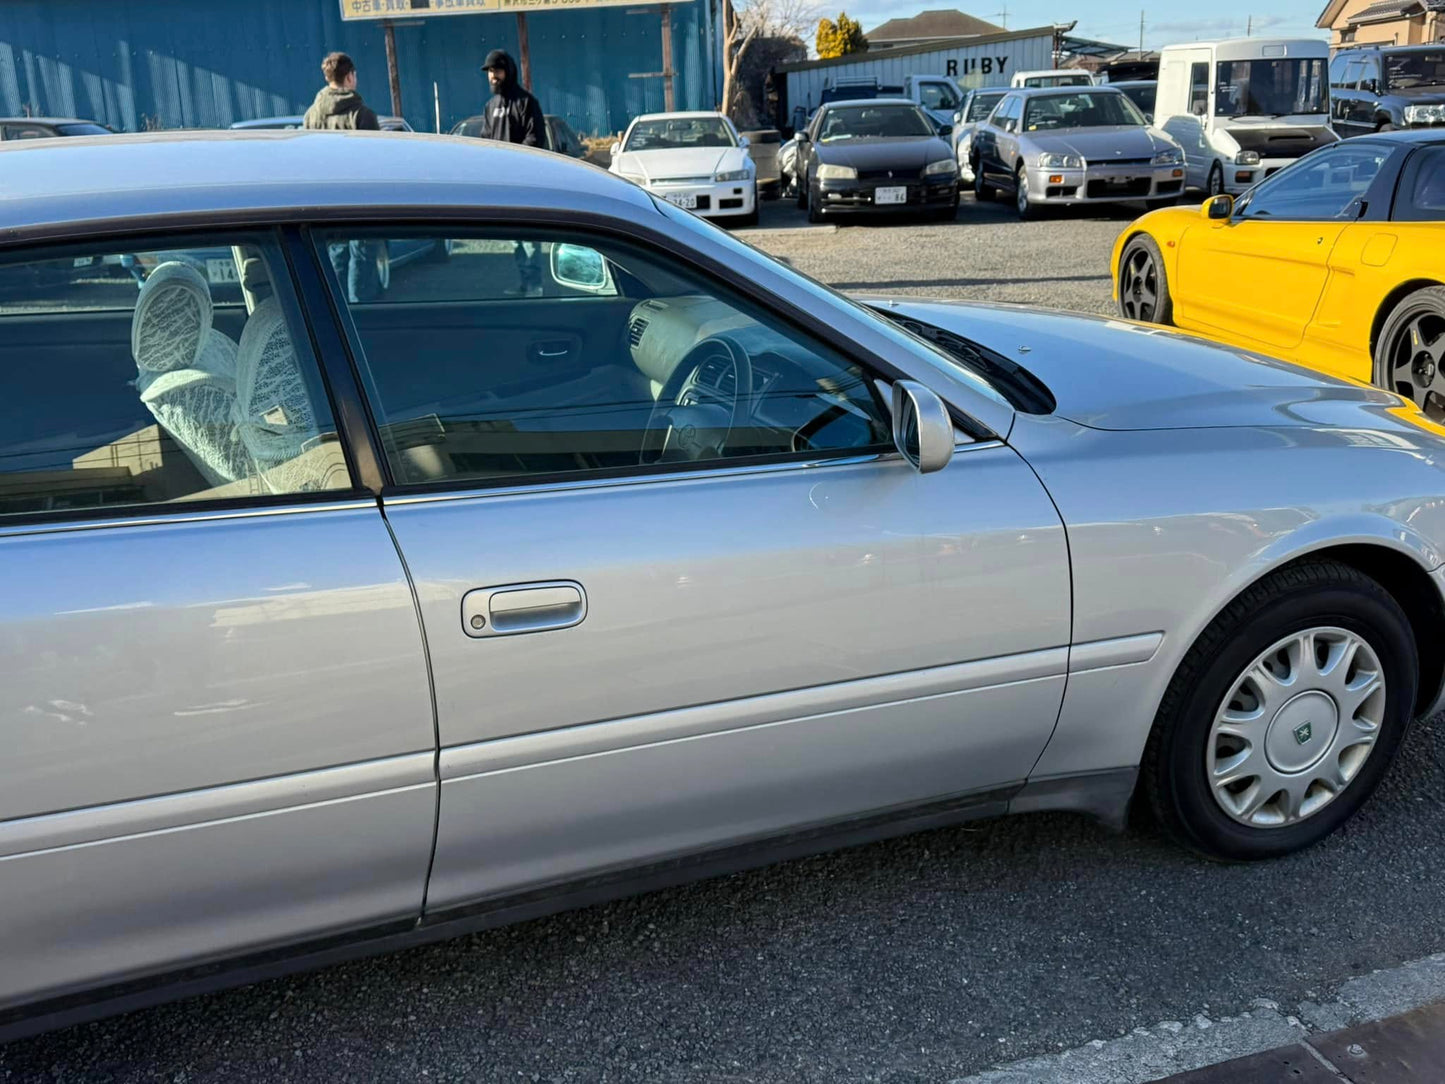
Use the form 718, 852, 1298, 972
1113, 130, 1445, 418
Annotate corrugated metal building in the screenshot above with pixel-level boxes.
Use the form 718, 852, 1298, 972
777, 26, 1055, 129
0, 0, 717, 136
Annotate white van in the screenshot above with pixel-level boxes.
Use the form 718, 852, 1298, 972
1155, 38, 1337, 196
1010, 70, 1095, 89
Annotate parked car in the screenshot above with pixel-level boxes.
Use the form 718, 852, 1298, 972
5, 129, 1445, 1040
1011, 70, 1095, 89
608, 111, 757, 225
1113, 129, 1445, 417
794, 99, 958, 222
0, 117, 113, 140
1155, 38, 1337, 196
5, 128, 1445, 1038
229, 114, 413, 132
1330, 45, 1445, 136
951, 88, 1007, 183
971, 86, 1186, 219
778, 111, 817, 197
448, 113, 586, 157
740, 128, 783, 199
1111, 80, 1158, 123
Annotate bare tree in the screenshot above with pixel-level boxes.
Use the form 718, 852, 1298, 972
721, 0, 817, 121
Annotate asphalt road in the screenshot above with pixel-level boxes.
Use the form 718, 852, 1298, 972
6, 197, 1445, 1084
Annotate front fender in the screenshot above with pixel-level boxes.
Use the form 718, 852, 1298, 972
1110, 207, 1195, 306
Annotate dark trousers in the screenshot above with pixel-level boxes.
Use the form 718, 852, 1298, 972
329, 240, 383, 303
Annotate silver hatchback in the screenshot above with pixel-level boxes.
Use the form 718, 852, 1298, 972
2, 130, 1444, 1040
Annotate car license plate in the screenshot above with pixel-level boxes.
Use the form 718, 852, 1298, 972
71, 256, 96, 268
206, 258, 240, 284
875, 186, 908, 205
664, 193, 698, 210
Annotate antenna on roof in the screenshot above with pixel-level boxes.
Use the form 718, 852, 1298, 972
992, 2, 1008, 29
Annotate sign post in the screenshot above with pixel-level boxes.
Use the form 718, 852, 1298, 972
384, 20, 404, 116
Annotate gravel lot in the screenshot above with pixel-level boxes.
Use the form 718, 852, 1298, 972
6, 198, 1445, 1084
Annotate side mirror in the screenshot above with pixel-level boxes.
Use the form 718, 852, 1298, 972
796, 129, 810, 142
891, 381, 955, 475
937, 123, 954, 139
1144, 112, 1154, 124
1203, 194, 1234, 220
738, 135, 751, 149
550, 243, 611, 293
610, 142, 621, 157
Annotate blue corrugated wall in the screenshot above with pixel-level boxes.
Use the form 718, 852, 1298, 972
0, 0, 718, 136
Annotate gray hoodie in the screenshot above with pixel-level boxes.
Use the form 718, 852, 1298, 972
302, 86, 380, 131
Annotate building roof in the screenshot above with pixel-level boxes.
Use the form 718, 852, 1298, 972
778, 24, 1054, 73
1320, 0, 1445, 26
0, 130, 651, 242
867, 9, 1001, 42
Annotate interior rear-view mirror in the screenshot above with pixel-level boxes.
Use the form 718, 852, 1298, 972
891, 380, 954, 475
1203, 194, 1234, 220
550, 244, 611, 292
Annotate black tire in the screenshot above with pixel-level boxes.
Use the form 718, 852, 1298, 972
1117, 234, 1174, 325
806, 183, 824, 224
1206, 161, 1225, 198
1143, 560, 1417, 861
796, 171, 808, 209
1014, 164, 1040, 221
931, 199, 959, 223
1373, 284, 1445, 420
973, 160, 994, 202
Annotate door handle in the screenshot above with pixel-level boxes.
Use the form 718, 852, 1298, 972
461, 580, 587, 638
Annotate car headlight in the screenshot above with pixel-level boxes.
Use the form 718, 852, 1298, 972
1037, 152, 1084, 169
1235, 150, 1261, 165
817, 164, 857, 181
1152, 147, 1184, 165
923, 158, 957, 177
715, 168, 752, 182
1405, 104, 1445, 125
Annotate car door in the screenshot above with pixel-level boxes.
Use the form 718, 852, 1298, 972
315, 220, 1072, 914
0, 229, 436, 1014
1174, 142, 1393, 351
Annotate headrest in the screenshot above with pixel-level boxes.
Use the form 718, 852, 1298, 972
132, 262, 213, 374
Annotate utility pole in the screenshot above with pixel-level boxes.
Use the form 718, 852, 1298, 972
1139, 10, 1145, 54
1246, 14, 1253, 36
383, 20, 403, 118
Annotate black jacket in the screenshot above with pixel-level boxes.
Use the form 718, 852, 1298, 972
302, 86, 380, 131
482, 53, 545, 147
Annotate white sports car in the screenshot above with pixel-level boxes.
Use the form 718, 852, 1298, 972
609, 111, 757, 225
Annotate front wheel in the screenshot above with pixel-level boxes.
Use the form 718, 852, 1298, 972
806, 183, 824, 224
1374, 285, 1445, 421
1206, 161, 1225, 197
1117, 235, 1173, 325
1143, 560, 1416, 861
1015, 165, 1040, 221
973, 160, 994, 202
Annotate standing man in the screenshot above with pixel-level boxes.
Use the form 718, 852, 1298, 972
481, 50, 547, 294
304, 52, 381, 302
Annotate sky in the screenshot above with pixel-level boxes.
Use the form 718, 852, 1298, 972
844, 1, 1329, 51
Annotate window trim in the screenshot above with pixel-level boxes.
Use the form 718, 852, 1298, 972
1389, 143, 1445, 222
0, 225, 371, 529
304, 217, 924, 499
1234, 142, 1403, 224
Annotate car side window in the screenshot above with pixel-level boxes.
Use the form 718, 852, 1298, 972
1238, 144, 1391, 221
1393, 146, 1445, 221
318, 230, 893, 488
1190, 63, 1210, 115
1329, 54, 1349, 86
0, 234, 350, 518
4, 124, 53, 140
1362, 57, 1380, 91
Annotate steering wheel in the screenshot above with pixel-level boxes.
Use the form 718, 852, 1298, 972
640, 336, 754, 465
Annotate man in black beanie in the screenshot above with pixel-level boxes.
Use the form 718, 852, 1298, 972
480, 50, 548, 294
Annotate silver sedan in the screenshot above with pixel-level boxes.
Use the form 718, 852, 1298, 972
2, 130, 1444, 1040
971, 86, 1187, 219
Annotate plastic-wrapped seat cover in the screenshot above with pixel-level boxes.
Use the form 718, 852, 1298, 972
235, 297, 327, 492
131, 262, 251, 486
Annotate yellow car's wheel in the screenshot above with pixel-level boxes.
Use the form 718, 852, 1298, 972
1118, 235, 1173, 325
1375, 285, 1445, 421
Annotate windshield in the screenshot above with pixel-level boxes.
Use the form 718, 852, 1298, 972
1385, 50, 1445, 90
1024, 74, 1091, 88
55, 122, 111, 136
967, 92, 1006, 121
1119, 84, 1156, 115
1023, 91, 1145, 131
820, 104, 936, 140
1215, 59, 1327, 116
624, 117, 735, 151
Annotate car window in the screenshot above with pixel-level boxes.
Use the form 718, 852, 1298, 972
318, 229, 892, 488
1385, 50, 1445, 90
55, 122, 111, 136
1190, 62, 1210, 115
918, 82, 960, 111
4, 124, 55, 140
1023, 90, 1144, 131
820, 104, 934, 140
1342, 60, 1365, 89
1393, 146, 1445, 221
1329, 54, 1350, 86
1120, 84, 1156, 116
967, 93, 1004, 122
1239, 144, 1390, 221
0, 234, 350, 517
624, 117, 735, 151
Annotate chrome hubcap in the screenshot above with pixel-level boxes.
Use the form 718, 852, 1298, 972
1208, 627, 1385, 828
1017, 172, 1028, 212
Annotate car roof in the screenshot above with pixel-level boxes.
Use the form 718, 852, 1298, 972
1011, 86, 1123, 97
631, 111, 728, 122
0, 130, 653, 243
1355, 128, 1445, 145
1342, 43, 1444, 53
0, 117, 100, 126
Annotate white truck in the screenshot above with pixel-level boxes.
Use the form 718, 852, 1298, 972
1155, 38, 1338, 197
1010, 69, 1095, 88
815, 74, 965, 130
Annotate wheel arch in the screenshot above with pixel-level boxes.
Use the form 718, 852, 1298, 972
1369, 278, 1445, 358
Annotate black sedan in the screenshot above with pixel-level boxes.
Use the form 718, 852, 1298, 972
793, 100, 959, 222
